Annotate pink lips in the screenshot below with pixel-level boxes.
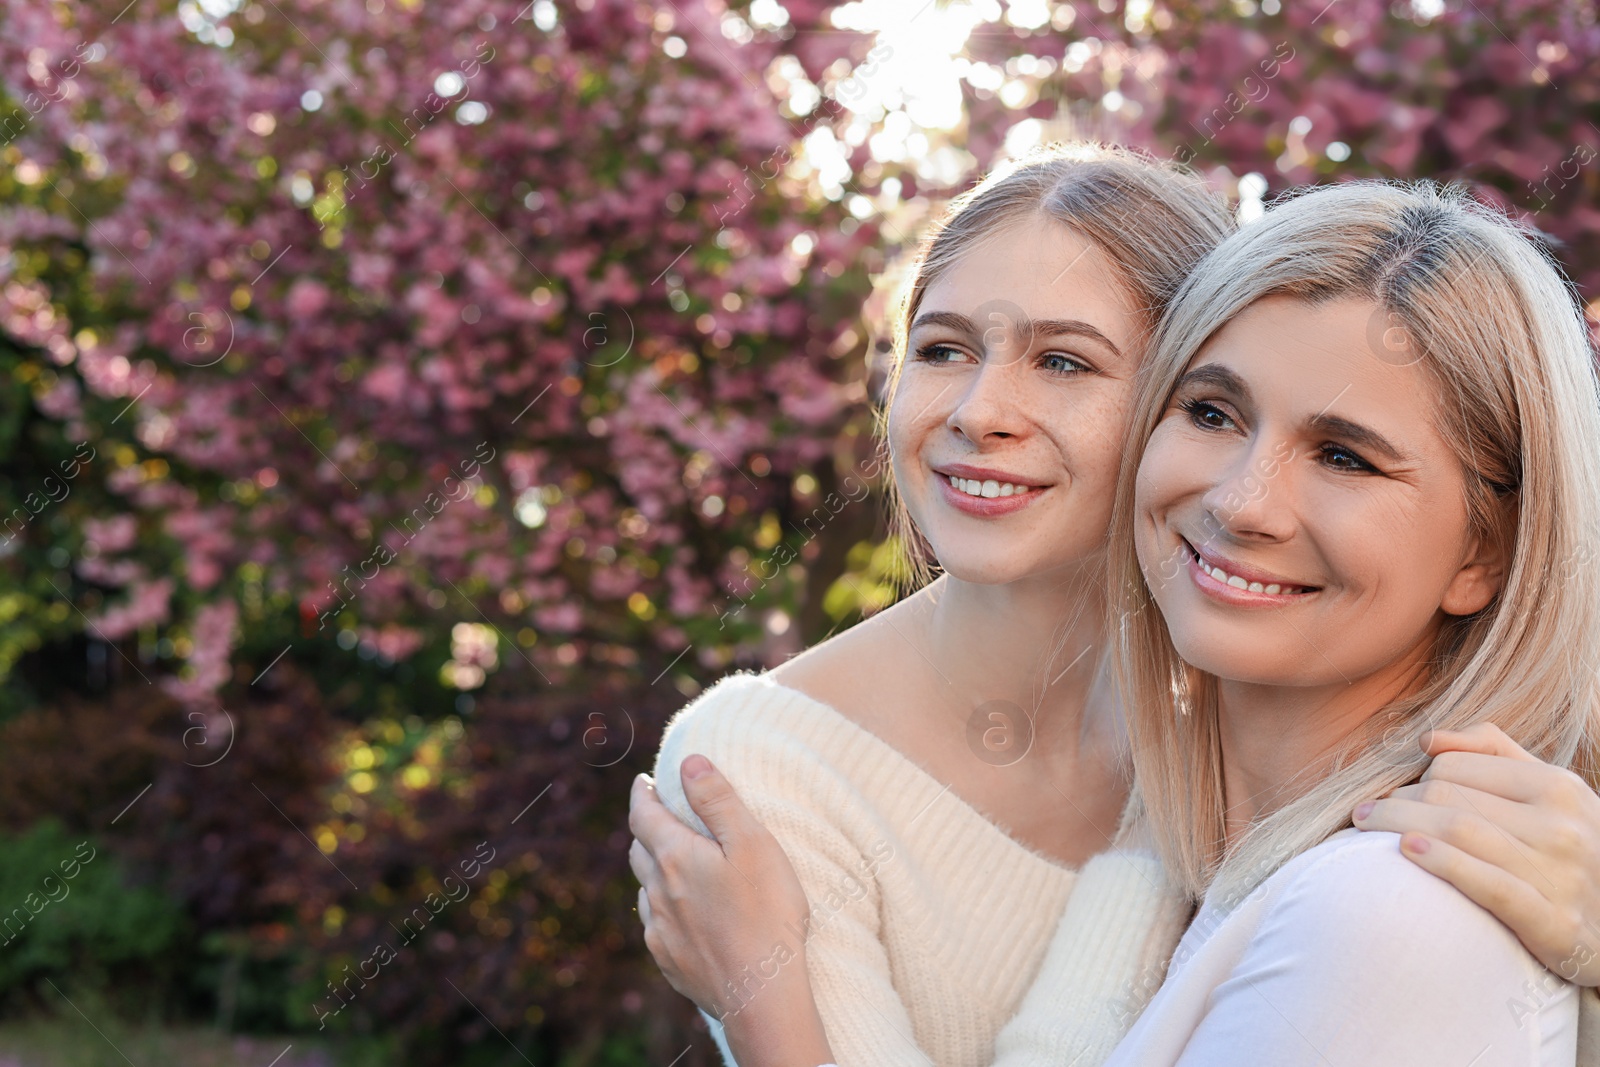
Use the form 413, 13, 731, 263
1184, 538, 1319, 606
934, 462, 1037, 484
932, 464, 1049, 518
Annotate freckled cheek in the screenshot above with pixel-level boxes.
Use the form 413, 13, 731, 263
893, 368, 964, 433
884, 404, 936, 530
886, 384, 939, 457
1045, 387, 1135, 490
888, 452, 937, 541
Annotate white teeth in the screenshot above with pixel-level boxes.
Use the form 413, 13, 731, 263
947, 475, 1033, 499
1192, 546, 1301, 595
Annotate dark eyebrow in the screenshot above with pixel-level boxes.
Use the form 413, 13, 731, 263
1177, 362, 1412, 465
909, 310, 1123, 359
1307, 413, 1411, 465
1174, 363, 1253, 404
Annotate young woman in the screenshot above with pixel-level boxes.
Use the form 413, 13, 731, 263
633, 146, 1239, 1067
628, 154, 1600, 1065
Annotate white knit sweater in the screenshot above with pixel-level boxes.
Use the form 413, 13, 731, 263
652, 671, 1192, 1067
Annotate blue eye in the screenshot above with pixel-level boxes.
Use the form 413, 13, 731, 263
1041, 353, 1090, 375
914, 343, 970, 365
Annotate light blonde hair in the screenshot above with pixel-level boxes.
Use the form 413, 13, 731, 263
879, 143, 1235, 589
1110, 180, 1600, 903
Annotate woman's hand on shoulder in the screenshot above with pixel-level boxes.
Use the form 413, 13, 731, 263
629, 755, 831, 1063
1352, 722, 1600, 984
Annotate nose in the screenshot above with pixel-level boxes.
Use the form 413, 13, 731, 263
1196, 439, 1296, 546
946, 359, 1026, 443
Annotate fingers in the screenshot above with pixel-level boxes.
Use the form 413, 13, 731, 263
1416, 742, 1599, 835
1370, 727, 1600, 986
1415, 749, 1551, 803
627, 772, 654, 836
680, 754, 756, 848
1421, 722, 1537, 763
629, 773, 689, 859
1355, 786, 1553, 888
639, 885, 670, 970
629, 835, 661, 888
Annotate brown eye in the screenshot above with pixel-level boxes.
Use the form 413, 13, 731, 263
1180, 397, 1235, 431
1319, 443, 1377, 473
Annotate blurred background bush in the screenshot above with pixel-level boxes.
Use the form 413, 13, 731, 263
0, 0, 1595, 1062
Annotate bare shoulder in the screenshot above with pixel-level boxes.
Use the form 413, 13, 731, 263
768, 591, 932, 730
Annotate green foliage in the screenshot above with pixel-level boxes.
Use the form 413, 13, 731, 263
0, 1010, 395, 1067
0, 822, 182, 998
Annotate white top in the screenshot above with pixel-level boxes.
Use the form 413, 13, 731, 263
653, 672, 1192, 1067
1096, 828, 1578, 1067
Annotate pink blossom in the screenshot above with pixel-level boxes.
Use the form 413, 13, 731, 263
89, 577, 174, 640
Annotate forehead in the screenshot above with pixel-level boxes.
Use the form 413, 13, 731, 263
918, 218, 1140, 351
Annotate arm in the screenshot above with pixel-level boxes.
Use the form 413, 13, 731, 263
630, 763, 833, 1067
630, 747, 933, 1067
636, 763, 1197, 1067
1171, 833, 1573, 1066
1352, 723, 1600, 984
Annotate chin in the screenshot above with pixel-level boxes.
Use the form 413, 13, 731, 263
931, 537, 1089, 586
935, 555, 1050, 586
1165, 628, 1305, 687
930, 528, 1105, 585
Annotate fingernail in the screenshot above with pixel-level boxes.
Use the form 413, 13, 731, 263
683, 754, 711, 779
1403, 834, 1431, 855
1354, 802, 1374, 821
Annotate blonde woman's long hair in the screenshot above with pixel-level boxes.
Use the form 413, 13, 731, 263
1109, 180, 1600, 903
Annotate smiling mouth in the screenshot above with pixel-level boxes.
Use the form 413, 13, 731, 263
944, 474, 1042, 500
1184, 539, 1320, 596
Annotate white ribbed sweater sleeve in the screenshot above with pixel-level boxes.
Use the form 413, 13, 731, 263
654, 693, 928, 1067
990, 786, 1192, 1067
990, 846, 1190, 1066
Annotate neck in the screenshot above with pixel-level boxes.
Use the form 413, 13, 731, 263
1213, 634, 1437, 843
913, 559, 1116, 756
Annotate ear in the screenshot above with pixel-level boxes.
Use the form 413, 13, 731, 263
1439, 529, 1507, 617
